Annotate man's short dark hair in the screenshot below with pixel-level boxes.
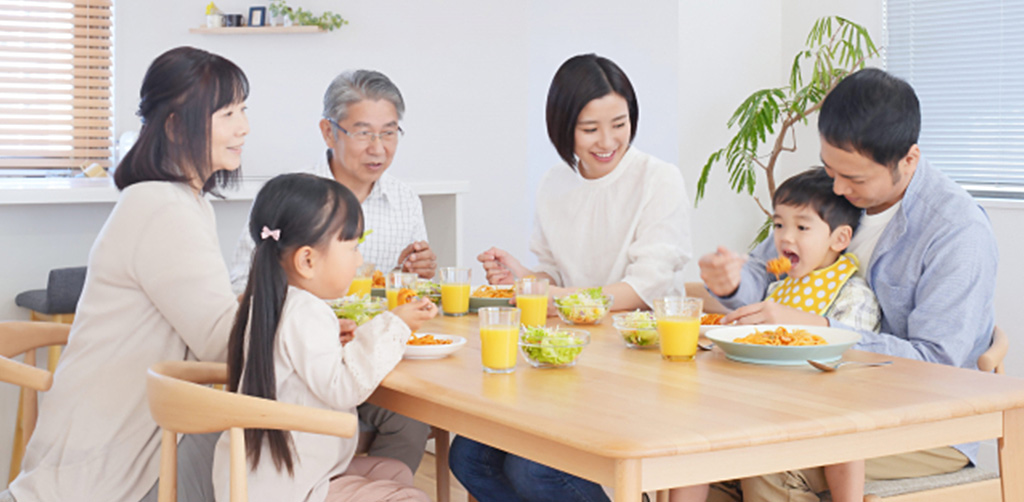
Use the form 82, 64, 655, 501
774, 167, 862, 233
818, 68, 920, 172
546, 54, 638, 170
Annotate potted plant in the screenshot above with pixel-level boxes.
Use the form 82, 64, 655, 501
269, 0, 348, 31
696, 16, 879, 245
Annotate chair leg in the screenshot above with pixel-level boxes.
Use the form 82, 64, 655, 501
1000, 407, 1024, 502
432, 427, 451, 502
159, 429, 178, 502
230, 427, 248, 502
8, 349, 38, 484
7, 387, 25, 484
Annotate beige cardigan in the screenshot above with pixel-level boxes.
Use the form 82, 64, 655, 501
10, 182, 238, 502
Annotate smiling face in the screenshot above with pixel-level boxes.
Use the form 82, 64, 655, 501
209, 101, 249, 174
772, 203, 852, 279
320, 99, 400, 199
820, 138, 919, 215
573, 92, 631, 179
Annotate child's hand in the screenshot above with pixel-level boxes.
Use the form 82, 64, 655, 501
391, 297, 439, 332
699, 246, 747, 297
724, 300, 829, 327
338, 318, 357, 345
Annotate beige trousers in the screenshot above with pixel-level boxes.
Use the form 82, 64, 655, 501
706, 447, 969, 502
326, 456, 430, 502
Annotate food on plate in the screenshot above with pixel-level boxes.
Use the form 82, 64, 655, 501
766, 256, 792, 279
371, 269, 385, 288
519, 325, 587, 366
327, 295, 386, 326
407, 333, 454, 346
553, 288, 612, 325
701, 313, 725, 326
472, 285, 515, 298
612, 310, 659, 347
733, 326, 826, 346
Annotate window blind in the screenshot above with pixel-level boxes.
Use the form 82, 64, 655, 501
0, 0, 112, 174
886, 0, 1024, 196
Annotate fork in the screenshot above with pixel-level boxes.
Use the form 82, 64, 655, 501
807, 359, 893, 372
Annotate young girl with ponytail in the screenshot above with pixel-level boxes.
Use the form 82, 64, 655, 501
213, 173, 436, 502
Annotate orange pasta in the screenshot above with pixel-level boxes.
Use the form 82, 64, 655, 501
407, 334, 454, 346
472, 285, 515, 298
396, 288, 417, 306
733, 326, 826, 346
371, 270, 385, 288
701, 313, 725, 326
766, 257, 792, 279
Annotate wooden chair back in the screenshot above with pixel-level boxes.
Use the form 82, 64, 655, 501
0, 321, 70, 482
146, 361, 358, 502
864, 325, 1011, 502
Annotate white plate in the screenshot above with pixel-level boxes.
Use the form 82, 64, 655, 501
700, 324, 727, 335
404, 334, 467, 359
705, 324, 861, 366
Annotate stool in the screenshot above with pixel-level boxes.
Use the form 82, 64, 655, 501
9, 266, 85, 482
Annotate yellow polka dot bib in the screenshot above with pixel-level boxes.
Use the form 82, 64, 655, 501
766, 253, 859, 315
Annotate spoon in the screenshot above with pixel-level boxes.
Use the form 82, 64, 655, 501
807, 359, 893, 372
698, 341, 715, 351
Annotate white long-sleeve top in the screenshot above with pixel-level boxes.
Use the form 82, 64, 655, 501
212, 286, 410, 502
10, 182, 238, 502
530, 147, 693, 306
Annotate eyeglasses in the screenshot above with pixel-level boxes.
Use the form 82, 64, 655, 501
325, 117, 404, 144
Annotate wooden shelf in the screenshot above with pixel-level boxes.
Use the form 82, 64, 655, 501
189, 25, 323, 34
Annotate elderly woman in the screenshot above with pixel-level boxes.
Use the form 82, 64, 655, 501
454, 54, 693, 502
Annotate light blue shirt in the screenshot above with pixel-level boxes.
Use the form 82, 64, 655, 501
716, 159, 998, 465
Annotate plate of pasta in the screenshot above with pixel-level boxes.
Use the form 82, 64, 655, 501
469, 285, 515, 312
404, 333, 467, 359
705, 324, 860, 366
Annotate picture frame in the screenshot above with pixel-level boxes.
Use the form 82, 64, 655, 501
248, 6, 266, 27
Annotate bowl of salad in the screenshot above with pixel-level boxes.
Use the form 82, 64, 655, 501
414, 279, 441, 306
519, 326, 589, 369
553, 288, 613, 325
327, 295, 388, 326
611, 311, 659, 349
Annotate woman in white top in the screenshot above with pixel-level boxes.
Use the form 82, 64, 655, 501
213, 173, 436, 502
478, 54, 692, 312
6, 47, 248, 502
455, 54, 693, 502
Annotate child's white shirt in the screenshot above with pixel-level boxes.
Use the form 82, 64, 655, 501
212, 286, 410, 502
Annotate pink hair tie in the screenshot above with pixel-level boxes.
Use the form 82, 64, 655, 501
260, 226, 281, 241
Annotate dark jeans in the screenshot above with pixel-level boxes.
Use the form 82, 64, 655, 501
449, 435, 610, 502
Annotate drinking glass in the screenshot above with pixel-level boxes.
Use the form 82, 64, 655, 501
515, 277, 549, 327
385, 271, 418, 309
653, 297, 703, 361
478, 307, 520, 373
347, 262, 375, 297
440, 267, 471, 316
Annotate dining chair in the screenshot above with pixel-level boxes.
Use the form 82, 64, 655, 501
862, 325, 1009, 502
146, 361, 358, 502
0, 321, 70, 483
355, 420, 453, 501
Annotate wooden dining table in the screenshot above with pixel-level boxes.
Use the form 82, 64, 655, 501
367, 313, 1024, 501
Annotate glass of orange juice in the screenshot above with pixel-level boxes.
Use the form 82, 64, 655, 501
347, 262, 376, 297
515, 277, 549, 327
439, 267, 471, 316
386, 271, 417, 310
478, 307, 520, 373
653, 297, 703, 361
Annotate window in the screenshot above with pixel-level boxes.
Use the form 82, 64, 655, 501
885, 0, 1024, 198
0, 0, 113, 177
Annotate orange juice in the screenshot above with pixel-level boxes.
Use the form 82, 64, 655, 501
658, 317, 700, 361
441, 283, 470, 316
480, 325, 518, 372
347, 276, 372, 297
386, 289, 399, 310
516, 294, 548, 327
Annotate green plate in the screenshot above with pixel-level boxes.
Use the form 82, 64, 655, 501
371, 287, 385, 298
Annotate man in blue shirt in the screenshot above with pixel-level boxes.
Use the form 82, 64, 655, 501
699, 68, 998, 501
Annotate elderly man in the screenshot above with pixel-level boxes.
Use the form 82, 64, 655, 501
698, 68, 998, 501
229, 70, 434, 473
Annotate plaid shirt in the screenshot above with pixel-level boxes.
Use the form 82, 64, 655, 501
229, 152, 428, 294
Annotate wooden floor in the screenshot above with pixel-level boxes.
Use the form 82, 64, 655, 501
414, 451, 471, 502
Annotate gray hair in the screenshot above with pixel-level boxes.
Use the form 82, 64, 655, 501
322, 70, 405, 122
